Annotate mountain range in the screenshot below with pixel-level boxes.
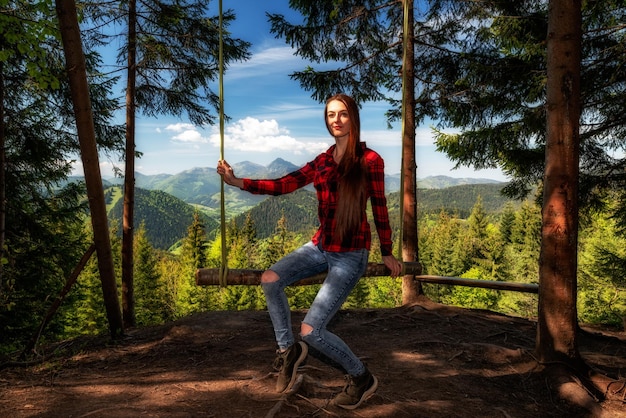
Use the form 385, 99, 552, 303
98, 158, 504, 207
67, 159, 510, 251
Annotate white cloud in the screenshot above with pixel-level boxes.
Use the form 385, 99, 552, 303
171, 129, 207, 144
209, 117, 328, 154
165, 123, 197, 133
226, 43, 338, 82
164, 123, 209, 144
70, 159, 118, 178
256, 102, 321, 122
227, 46, 302, 80
248, 46, 297, 65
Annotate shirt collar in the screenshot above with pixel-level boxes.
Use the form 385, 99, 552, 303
325, 142, 367, 156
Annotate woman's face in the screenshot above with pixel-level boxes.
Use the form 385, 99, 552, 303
326, 100, 351, 139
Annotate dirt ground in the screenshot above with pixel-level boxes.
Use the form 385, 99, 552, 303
1, 300, 625, 418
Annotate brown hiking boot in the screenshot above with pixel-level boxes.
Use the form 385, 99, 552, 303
331, 368, 378, 410
273, 341, 308, 393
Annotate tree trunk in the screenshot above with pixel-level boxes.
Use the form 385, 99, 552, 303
122, 0, 137, 328
401, 0, 422, 304
55, 0, 124, 339
0, 65, 6, 283
537, 0, 582, 364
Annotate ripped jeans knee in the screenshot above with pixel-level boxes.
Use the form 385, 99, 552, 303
261, 269, 279, 284
300, 322, 313, 337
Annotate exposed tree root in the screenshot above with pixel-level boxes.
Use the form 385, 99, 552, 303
588, 369, 626, 403
545, 361, 626, 417
265, 374, 304, 418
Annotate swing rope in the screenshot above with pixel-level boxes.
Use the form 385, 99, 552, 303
218, 0, 228, 287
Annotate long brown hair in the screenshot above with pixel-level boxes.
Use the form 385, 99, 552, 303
325, 94, 367, 243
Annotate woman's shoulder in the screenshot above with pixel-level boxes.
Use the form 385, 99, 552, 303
361, 143, 384, 162
309, 147, 334, 165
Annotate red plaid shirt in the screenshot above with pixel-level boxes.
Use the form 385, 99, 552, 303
242, 143, 394, 256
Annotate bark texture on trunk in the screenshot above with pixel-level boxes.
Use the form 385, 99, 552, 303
537, 0, 582, 364
55, 0, 124, 339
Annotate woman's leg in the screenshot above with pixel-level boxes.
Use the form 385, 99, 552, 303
300, 248, 369, 376
262, 242, 328, 393
261, 241, 328, 350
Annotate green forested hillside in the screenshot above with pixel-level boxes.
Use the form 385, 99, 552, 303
230, 189, 319, 238
417, 183, 515, 217
142, 167, 221, 207
222, 183, 514, 241
106, 186, 218, 250
78, 169, 510, 236
102, 182, 512, 250
416, 175, 503, 189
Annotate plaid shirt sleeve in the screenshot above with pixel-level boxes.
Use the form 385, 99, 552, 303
242, 161, 315, 195
366, 149, 394, 256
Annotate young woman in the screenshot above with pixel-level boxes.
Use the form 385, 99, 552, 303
217, 93, 402, 410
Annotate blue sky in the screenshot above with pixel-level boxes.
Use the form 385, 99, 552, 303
74, 0, 507, 181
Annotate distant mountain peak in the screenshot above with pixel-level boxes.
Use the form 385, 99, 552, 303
270, 157, 290, 164
232, 161, 268, 178
267, 158, 299, 176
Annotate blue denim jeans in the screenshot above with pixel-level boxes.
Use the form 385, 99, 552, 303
261, 241, 369, 376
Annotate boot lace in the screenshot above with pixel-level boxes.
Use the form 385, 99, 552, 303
273, 352, 286, 371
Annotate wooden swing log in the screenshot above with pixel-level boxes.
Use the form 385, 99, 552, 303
195, 262, 539, 294
196, 262, 422, 287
